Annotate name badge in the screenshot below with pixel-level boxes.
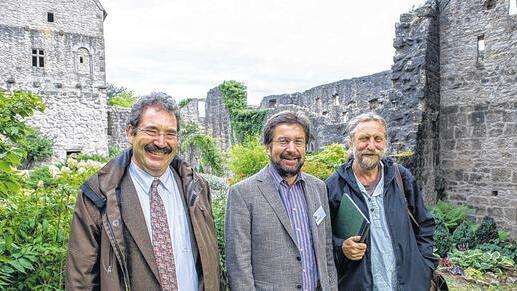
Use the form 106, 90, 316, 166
313, 206, 326, 225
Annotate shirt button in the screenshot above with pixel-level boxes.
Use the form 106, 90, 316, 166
296, 256, 301, 261
371, 208, 375, 212
296, 284, 302, 289
296, 228, 301, 232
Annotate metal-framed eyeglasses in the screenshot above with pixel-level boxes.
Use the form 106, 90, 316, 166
137, 128, 178, 140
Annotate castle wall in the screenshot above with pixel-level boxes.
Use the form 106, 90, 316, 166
107, 106, 130, 151
0, 0, 108, 162
438, 0, 517, 236
205, 86, 232, 151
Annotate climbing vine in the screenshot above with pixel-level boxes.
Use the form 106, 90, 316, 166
180, 121, 224, 175
178, 98, 194, 108
219, 80, 266, 144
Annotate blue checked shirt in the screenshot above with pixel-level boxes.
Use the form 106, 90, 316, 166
268, 165, 318, 291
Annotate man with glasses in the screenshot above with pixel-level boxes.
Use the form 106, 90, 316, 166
66, 93, 220, 290
225, 110, 337, 291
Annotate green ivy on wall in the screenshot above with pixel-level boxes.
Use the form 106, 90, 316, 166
219, 80, 266, 144
178, 98, 194, 108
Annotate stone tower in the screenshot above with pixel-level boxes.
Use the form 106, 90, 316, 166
0, 0, 109, 161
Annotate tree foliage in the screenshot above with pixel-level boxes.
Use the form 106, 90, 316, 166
180, 122, 224, 176
0, 90, 45, 197
18, 129, 53, 169
303, 144, 348, 180
227, 136, 269, 185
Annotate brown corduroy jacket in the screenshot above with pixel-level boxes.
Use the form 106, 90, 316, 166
65, 149, 220, 290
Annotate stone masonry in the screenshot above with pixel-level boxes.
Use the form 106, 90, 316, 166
0, 0, 109, 162
438, 0, 517, 234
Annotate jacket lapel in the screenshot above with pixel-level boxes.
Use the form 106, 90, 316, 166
119, 174, 160, 282
255, 167, 297, 244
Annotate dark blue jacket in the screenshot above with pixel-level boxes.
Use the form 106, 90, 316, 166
325, 158, 438, 291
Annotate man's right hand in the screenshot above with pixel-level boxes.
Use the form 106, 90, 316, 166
342, 236, 367, 261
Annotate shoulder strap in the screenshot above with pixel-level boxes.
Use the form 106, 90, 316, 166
80, 182, 106, 209
393, 163, 420, 228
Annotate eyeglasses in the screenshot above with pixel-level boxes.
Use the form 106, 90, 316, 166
137, 128, 178, 140
273, 138, 306, 148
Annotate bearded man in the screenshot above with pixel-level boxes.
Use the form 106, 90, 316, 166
326, 112, 437, 291
225, 110, 337, 291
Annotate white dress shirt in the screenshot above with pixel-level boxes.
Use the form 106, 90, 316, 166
129, 161, 198, 291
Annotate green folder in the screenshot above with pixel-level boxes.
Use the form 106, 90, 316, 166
333, 193, 370, 242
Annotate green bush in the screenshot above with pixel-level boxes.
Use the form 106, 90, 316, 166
212, 193, 228, 285
0, 159, 104, 289
108, 91, 136, 108
430, 200, 474, 232
178, 98, 194, 108
76, 153, 110, 163
475, 216, 499, 245
227, 136, 268, 185
0, 90, 45, 198
476, 242, 517, 264
452, 220, 477, 249
303, 144, 348, 180
18, 129, 53, 169
434, 217, 453, 258
449, 249, 515, 273
180, 122, 224, 176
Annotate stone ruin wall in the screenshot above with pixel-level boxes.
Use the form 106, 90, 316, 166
438, 0, 517, 235
0, 0, 108, 162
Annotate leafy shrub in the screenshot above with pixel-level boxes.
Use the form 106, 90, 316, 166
0, 90, 45, 197
180, 122, 224, 175
476, 242, 517, 264
449, 249, 515, 273
211, 193, 228, 285
18, 129, 53, 169
430, 200, 474, 232
452, 220, 477, 249
227, 137, 268, 185
434, 217, 453, 258
475, 216, 499, 245
200, 173, 228, 195
76, 153, 110, 163
303, 144, 348, 180
108, 91, 136, 108
109, 146, 123, 158
0, 158, 104, 289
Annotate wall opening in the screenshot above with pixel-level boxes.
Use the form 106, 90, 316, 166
268, 99, 277, 108
333, 93, 340, 106
199, 101, 206, 118
77, 47, 90, 73
32, 49, 44, 67
484, 0, 496, 9
47, 12, 54, 22
477, 35, 485, 62
510, 0, 517, 15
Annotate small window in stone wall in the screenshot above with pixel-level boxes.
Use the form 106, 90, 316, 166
510, 0, 517, 15
484, 0, 496, 9
477, 35, 485, 62
77, 48, 90, 73
47, 12, 54, 22
268, 99, 277, 108
32, 49, 44, 67
333, 94, 340, 106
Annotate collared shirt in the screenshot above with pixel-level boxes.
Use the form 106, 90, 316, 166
129, 162, 198, 291
268, 164, 318, 291
353, 162, 397, 291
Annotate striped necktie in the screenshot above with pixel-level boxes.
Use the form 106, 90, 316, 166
150, 179, 178, 290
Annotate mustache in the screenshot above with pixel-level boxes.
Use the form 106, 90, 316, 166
280, 153, 301, 160
144, 144, 173, 154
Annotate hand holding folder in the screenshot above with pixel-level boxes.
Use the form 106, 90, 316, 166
333, 193, 370, 242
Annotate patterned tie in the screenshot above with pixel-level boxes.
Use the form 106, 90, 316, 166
150, 179, 178, 290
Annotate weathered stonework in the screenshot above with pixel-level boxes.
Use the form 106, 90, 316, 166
438, 0, 517, 235
204, 86, 232, 150
0, 0, 108, 162
107, 106, 130, 151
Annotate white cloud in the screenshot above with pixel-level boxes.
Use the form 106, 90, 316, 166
102, 0, 424, 105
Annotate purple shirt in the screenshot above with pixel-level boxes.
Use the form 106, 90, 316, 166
268, 164, 318, 291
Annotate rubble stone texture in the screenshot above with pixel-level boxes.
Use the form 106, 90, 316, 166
0, 0, 108, 162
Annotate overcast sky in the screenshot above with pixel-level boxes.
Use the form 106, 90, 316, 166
101, 0, 424, 105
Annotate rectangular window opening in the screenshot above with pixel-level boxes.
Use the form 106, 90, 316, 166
47, 12, 54, 22
477, 35, 485, 62
80, 56, 84, 63
510, 0, 517, 15
31, 49, 45, 67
